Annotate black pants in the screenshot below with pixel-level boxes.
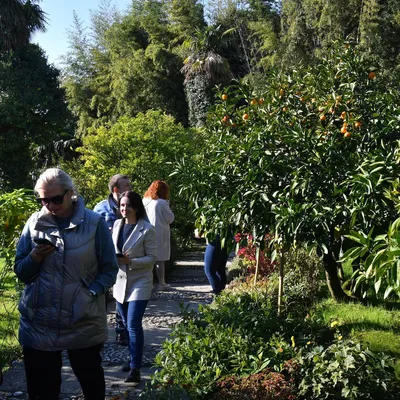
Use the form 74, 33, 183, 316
23, 344, 105, 400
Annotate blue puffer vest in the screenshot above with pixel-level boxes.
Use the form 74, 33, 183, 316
18, 198, 108, 351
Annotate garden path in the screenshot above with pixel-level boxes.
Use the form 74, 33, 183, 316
0, 246, 214, 399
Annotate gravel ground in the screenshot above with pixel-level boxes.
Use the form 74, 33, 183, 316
0, 250, 211, 400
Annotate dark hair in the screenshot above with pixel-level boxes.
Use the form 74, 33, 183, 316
108, 174, 130, 193
118, 191, 146, 220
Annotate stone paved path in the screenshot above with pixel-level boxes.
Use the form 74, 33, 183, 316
0, 247, 212, 399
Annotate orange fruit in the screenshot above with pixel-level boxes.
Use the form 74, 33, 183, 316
340, 111, 346, 119
282, 107, 288, 112
368, 71, 376, 79
344, 132, 351, 138
222, 94, 228, 100
250, 99, 258, 106
259, 98, 264, 104
340, 126, 347, 134
354, 121, 362, 128
242, 113, 249, 120
279, 89, 285, 96
300, 97, 306, 102
318, 106, 324, 112
320, 115, 326, 121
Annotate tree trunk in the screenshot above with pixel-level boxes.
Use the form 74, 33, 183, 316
278, 249, 285, 315
323, 251, 349, 301
253, 246, 260, 285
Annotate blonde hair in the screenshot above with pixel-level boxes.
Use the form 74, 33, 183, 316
34, 168, 78, 197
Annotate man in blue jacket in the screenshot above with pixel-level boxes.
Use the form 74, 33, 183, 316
94, 174, 132, 346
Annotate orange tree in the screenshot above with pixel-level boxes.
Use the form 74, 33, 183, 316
175, 41, 400, 301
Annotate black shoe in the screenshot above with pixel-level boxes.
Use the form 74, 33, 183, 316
121, 363, 130, 372
124, 368, 140, 385
116, 333, 128, 346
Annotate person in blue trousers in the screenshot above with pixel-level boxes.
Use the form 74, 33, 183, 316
204, 236, 228, 295
94, 174, 132, 346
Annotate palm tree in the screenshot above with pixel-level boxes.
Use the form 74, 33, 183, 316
0, 0, 47, 52
180, 25, 233, 127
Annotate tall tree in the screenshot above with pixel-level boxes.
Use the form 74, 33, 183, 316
168, 0, 206, 47
0, 45, 73, 189
61, 5, 121, 135
104, 1, 188, 125
0, 0, 47, 52
181, 25, 233, 127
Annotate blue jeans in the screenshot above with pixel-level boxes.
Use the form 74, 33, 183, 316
117, 300, 148, 369
204, 239, 228, 295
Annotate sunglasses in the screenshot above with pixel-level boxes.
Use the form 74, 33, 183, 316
36, 189, 69, 206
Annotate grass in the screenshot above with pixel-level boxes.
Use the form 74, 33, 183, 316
313, 298, 400, 377
0, 258, 21, 371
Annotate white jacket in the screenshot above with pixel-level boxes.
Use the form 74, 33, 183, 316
143, 198, 174, 261
112, 218, 157, 302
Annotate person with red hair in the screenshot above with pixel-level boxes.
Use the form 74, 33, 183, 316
143, 180, 174, 289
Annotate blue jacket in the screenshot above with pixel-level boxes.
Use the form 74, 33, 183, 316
14, 197, 118, 351
93, 194, 119, 229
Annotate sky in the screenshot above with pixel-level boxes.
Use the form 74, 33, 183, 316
32, 0, 132, 67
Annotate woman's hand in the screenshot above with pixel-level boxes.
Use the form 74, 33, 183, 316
117, 254, 130, 265
30, 244, 55, 263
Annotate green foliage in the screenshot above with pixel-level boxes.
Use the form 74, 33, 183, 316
0, 189, 39, 264
295, 337, 398, 399
63, 110, 202, 255
168, 0, 206, 43
175, 42, 400, 300
0, 44, 73, 189
277, 0, 400, 73
62, 0, 189, 132
66, 110, 200, 203
148, 278, 399, 398
152, 284, 297, 397
311, 298, 400, 378
0, 0, 47, 52
0, 189, 38, 369
341, 217, 400, 299
268, 247, 326, 312
184, 74, 214, 128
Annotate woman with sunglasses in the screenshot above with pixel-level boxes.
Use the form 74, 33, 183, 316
14, 168, 118, 400
112, 191, 157, 385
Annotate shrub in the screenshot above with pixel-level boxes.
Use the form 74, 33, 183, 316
266, 247, 327, 314
226, 255, 245, 283
234, 233, 276, 277
294, 337, 399, 399
152, 283, 297, 396
209, 368, 297, 400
